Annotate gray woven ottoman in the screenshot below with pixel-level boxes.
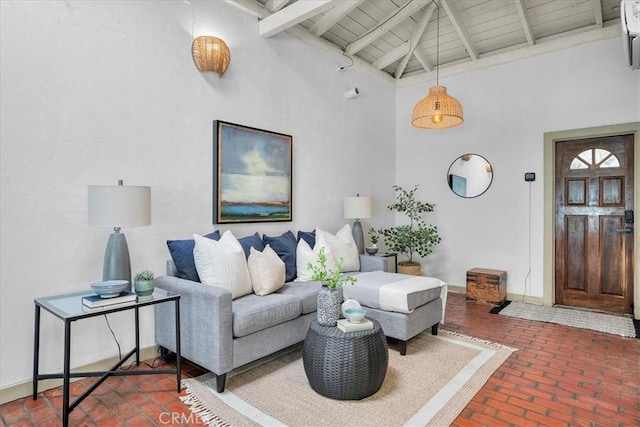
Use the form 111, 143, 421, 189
302, 319, 388, 400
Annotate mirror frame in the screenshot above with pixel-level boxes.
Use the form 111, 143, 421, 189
447, 153, 493, 198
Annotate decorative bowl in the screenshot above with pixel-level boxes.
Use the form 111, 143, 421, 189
90, 280, 129, 298
341, 299, 362, 317
344, 307, 366, 323
365, 247, 378, 255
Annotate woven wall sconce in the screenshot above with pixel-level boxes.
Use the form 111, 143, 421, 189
192, 36, 230, 77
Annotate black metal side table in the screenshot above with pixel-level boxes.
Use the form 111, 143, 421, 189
302, 318, 388, 400
33, 288, 181, 426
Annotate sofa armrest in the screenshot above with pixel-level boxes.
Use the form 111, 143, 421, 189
154, 276, 233, 376
359, 254, 388, 272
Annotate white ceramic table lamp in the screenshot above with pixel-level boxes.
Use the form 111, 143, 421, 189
344, 195, 372, 255
88, 180, 151, 288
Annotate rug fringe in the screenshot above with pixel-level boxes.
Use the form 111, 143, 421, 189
181, 386, 231, 427
440, 328, 518, 352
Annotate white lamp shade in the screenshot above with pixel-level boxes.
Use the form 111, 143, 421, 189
344, 196, 372, 219
88, 185, 151, 227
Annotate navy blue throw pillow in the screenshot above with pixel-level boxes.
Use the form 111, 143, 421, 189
167, 230, 221, 282
297, 230, 316, 248
263, 231, 297, 282
238, 232, 265, 258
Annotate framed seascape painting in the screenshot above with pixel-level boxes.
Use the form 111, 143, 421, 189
213, 121, 292, 223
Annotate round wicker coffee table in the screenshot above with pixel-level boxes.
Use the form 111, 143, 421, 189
302, 318, 388, 400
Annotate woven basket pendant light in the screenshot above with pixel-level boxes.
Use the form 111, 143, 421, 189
412, 1, 463, 129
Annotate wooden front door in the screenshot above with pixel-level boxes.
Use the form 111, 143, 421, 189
555, 135, 635, 314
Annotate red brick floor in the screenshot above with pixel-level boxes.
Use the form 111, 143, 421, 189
2, 292, 639, 426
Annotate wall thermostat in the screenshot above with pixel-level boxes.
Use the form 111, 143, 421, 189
525, 172, 536, 182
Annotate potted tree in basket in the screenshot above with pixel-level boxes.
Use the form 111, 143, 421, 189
308, 247, 356, 326
376, 185, 441, 276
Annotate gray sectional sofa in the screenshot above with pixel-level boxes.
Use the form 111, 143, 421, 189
154, 255, 390, 392
153, 230, 444, 393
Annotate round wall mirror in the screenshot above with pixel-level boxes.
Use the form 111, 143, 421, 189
447, 154, 493, 198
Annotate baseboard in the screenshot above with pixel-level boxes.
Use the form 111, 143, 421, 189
506, 293, 544, 305
447, 285, 466, 294
0, 346, 159, 405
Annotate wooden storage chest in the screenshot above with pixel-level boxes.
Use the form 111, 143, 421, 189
466, 268, 507, 305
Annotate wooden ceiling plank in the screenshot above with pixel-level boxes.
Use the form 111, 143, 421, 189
441, 0, 479, 60
592, 0, 603, 27
259, 0, 336, 38
398, 23, 619, 87
513, 0, 535, 45
345, 0, 430, 56
373, 41, 410, 69
265, 0, 291, 13
395, 2, 436, 78
309, 0, 365, 36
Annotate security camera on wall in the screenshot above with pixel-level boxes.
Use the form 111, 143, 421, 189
344, 88, 359, 99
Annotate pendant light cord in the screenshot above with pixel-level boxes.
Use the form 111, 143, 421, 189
435, 0, 440, 87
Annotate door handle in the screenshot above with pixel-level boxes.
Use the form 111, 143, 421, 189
615, 227, 634, 233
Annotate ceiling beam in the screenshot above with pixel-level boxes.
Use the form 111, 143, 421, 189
259, 0, 336, 38
226, 0, 396, 84
513, 0, 535, 45
395, 2, 436, 79
345, 0, 430, 56
373, 41, 410, 69
441, 0, 478, 60
413, 50, 433, 72
592, 0, 603, 27
265, 0, 291, 13
309, 0, 365, 37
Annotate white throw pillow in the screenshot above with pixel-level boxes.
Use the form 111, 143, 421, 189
316, 225, 360, 272
193, 231, 252, 299
248, 245, 286, 296
295, 238, 336, 282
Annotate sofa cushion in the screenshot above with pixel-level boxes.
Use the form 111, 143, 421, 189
277, 281, 322, 314
295, 238, 336, 282
166, 230, 221, 282
316, 225, 360, 272
193, 231, 253, 299
297, 230, 316, 248
263, 231, 297, 282
238, 232, 265, 259
345, 271, 444, 313
232, 293, 301, 337
248, 245, 285, 296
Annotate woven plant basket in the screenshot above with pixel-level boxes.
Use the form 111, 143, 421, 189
398, 263, 422, 276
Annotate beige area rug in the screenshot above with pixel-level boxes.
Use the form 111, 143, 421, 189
181, 330, 516, 427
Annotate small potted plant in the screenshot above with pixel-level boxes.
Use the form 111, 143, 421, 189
308, 247, 356, 326
366, 228, 379, 255
133, 270, 155, 297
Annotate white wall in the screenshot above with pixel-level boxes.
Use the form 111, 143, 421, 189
396, 37, 640, 297
0, 0, 396, 390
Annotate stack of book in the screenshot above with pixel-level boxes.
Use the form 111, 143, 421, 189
337, 318, 373, 332
82, 291, 137, 308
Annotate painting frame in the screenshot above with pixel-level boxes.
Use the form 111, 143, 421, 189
213, 121, 292, 224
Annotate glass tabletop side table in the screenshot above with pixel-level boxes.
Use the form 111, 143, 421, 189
33, 288, 181, 427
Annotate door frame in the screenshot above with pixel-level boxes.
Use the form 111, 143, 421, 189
543, 122, 640, 319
